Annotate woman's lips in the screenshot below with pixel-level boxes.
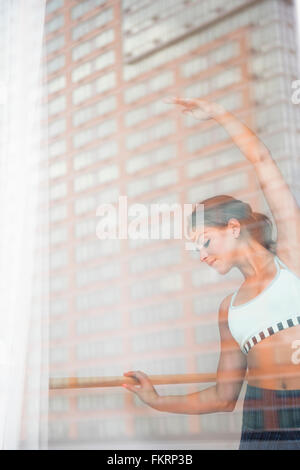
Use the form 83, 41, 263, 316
208, 259, 217, 266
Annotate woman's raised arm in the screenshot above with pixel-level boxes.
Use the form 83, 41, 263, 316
123, 295, 247, 415
166, 98, 300, 270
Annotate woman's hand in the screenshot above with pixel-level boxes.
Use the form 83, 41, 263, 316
122, 370, 160, 408
164, 97, 226, 121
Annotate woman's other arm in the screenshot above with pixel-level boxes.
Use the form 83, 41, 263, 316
123, 295, 247, 414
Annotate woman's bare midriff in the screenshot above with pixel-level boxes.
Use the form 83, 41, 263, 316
246, 326, 300, 390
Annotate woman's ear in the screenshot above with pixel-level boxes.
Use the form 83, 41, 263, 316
227, 218, 241, 238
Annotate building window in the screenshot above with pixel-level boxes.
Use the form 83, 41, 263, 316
50, 204, 67, 223
46, 35, 64, 56
72, 72, 115, 105
71, 0, 106, 20
72, 29, 114, 61
72, 118, 117, 149
46, 0, 64, 16
48, 118, 66, 138
71, 51, 115, 82
49, 160, 67, 179
48, 95, 66, 116
73, 95, 116, 127
72, 8, 113, 42
48, 139, 66, 159
47, 75, 66, 94
73, 140, 118, 170
126, 120, 175, 151
47, 54, 65, 74
45, 15, 64, 35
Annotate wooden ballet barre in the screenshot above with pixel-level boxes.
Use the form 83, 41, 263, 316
49, 373, 217, 390
49, 365, 300, 390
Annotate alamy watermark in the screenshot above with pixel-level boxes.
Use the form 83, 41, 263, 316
291, 339, 300, 365
291, 80, 300, 104
95, 196, 204, 251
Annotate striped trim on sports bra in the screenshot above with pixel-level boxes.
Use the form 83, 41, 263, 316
242, 314, 300, 354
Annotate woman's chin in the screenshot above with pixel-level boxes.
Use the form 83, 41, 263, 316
212, 261, 228, 275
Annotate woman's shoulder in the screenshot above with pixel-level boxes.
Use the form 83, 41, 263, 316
218, 293, 235, 321
275, 251, 300, 279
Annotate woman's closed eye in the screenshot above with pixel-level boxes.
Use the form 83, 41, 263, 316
195, 239, 210, 251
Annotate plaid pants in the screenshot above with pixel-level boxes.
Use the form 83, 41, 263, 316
239, 384, 300, 450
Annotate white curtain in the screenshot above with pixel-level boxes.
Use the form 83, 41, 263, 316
0, 0, 49, 449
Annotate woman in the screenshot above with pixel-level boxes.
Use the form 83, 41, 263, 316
123, 98, 300, 450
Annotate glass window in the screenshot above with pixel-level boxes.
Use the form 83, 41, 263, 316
50, 249, 68, 270
49, 160, 67, 179
72, 61, 92, 83
94, 50, 115, 71
98, 165, 119, 184
50, 204, 67, 223
71, 51, 115, 83
71, 0, 106, 20
46, 0, 64, 15
76, 263, 121, 286
73, 140, 117, 170
73, 118, 117, 149
132, 329, 184, 353
45, 15, 64, 35
72, 72, 115, 105
50, 346, 68, 364
72, 82, 92, 105
73, 172, 95, 192
130, 300, 182, 326
73, 95, 116, 127
50, 275, 68, 293
76, 311, 121, 335
125, 99, 167, 127
186, 126, 228, 152
48, 139, 66, 158
181, 56, 208, 78
74, 187, 119, 215
127, 168, 177, 197
50, 297, 68, 316
124, 71, 173, 104
49, 321, 67, 340
48, 95, 66, 116
130, 247, 181, 274
76, 336, 122, 359
126, 120, 175, 151
126, 144, 176, 174
50, 181, 67, 201
48, 118, 66, 138
72, 29, 114, 61
50, 225, 68, 245
49, 396, 69, 413
72, 41, 92, 61
46, 35, 64, 55
95, 71, 116, 93
97, 164, 119, 184
47, 54, 65, 74
75, 240, 120, 264
72, 8, 113, 41
47, 75, 66, 94
74, 218, 96, 238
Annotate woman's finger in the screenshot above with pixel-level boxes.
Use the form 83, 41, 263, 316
122, 383, 139, 394
164, 96, 198, 108
123, 370, 154, 389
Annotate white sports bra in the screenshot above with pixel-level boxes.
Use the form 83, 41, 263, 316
228, 256, 300, 355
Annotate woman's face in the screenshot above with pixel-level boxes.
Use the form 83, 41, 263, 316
189, 223, 239, 274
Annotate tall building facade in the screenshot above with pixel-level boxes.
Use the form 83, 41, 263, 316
45, 0, 300, 448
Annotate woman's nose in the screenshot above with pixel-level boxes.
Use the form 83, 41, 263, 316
199, 248, 208, 262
